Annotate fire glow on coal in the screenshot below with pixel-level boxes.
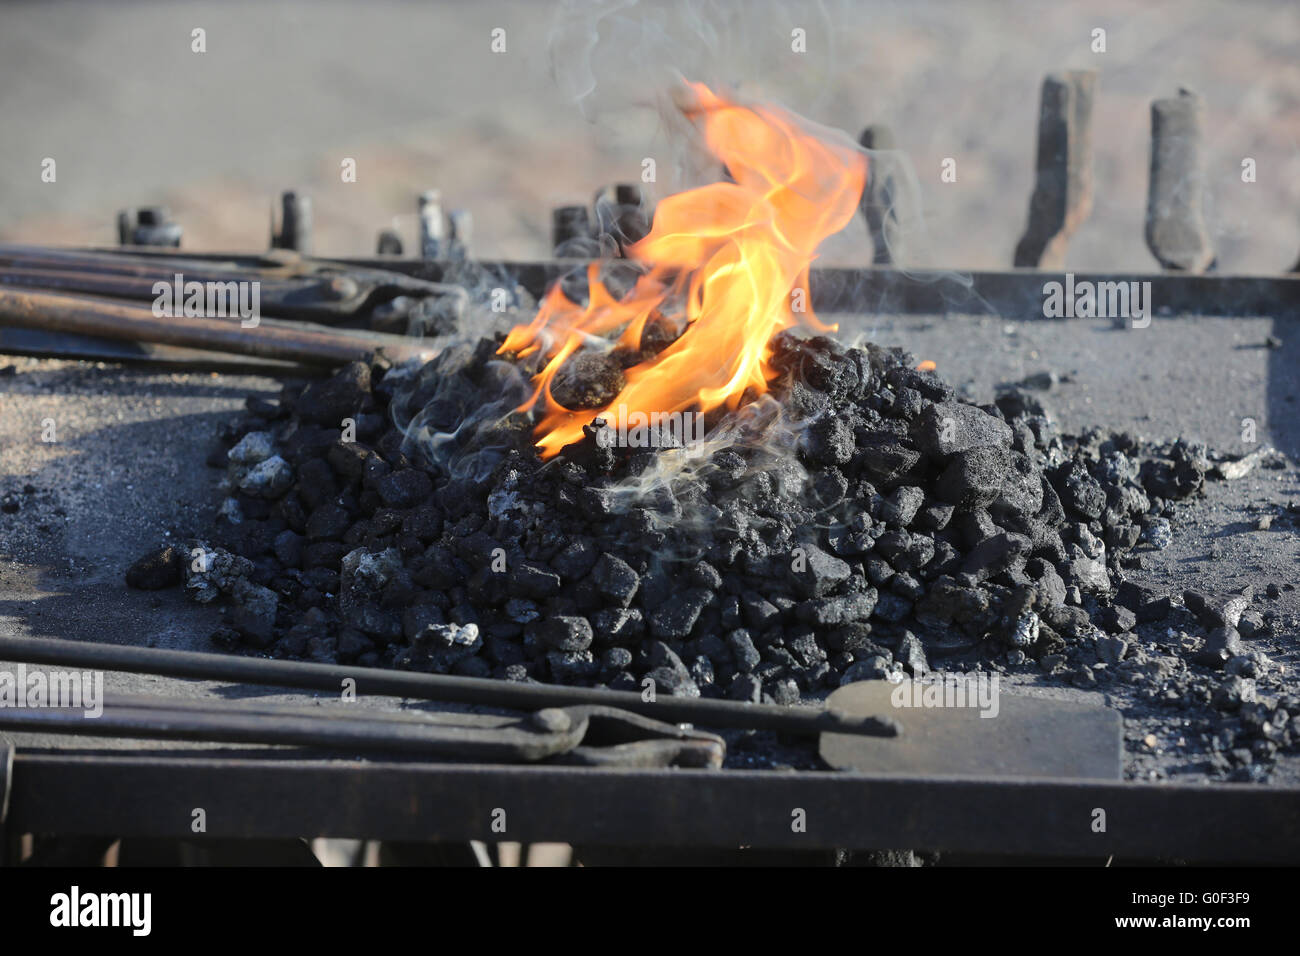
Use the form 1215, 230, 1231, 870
500, 81, 867, 458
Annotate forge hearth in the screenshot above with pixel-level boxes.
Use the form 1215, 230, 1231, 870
104, 80, 1300, 784
118, 322, 1291, 783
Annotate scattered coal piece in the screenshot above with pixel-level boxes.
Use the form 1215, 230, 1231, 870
125, 544, 185, 590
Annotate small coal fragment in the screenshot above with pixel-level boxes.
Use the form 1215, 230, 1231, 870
936, 447, 1009, 510
125, 544, 185, 590
649, 588, 712, 640
376, 469, 433, 509
1197, 626, 1243, 669
786, 543, 852, 598
529, 616, 593, 653
297, 361, 372, 426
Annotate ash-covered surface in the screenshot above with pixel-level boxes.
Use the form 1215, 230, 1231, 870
145, 322, 1300, 781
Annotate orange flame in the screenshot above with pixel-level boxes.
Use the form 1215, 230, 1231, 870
500, 82, 867, 459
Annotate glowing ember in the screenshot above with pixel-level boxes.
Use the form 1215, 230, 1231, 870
499, 81, 868, 458
917, 360, 937, 372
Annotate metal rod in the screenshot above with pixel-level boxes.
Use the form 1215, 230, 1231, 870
96, 692, 481, 725
331, 258, 1300, 318
0, 635, 898, 738
0, 702, 564, 760
0, 287, 435, 366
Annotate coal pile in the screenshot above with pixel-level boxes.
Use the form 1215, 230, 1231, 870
138, 331, 1248, 697
121, 325, 1300, 777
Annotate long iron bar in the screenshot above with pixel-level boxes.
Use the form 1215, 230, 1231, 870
0, 635, 899, 738
338, 257, 1300, 318
0, 700, 573, 760
0, 287, 435, 366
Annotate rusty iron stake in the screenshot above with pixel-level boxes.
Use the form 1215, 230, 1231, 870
1146, 88, 1215, 272
552, 205, 590, 248
271, 190, 313, 254
376, 229, 404, 256
418, 190, 446, 260
593, 184, 649, 253
1014, 71, 1098, 269
447, 209, 473, 260
858, 124, 908, 266
126, 207, 183, 247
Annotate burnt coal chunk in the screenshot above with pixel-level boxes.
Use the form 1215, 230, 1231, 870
591, 606, 645, 645
508, 561, 562, 600
884, 387, 926, 422
795, 589, 878, 626
297, 361, 371, 426
852, 438, 922, 487
302, 545, 349, 577
125, 544, 184, 590
809, 468, 849, 510
872, 592, 913, 624
962, 532, 1032, 583
551, 537, 600, 580
726, 629, 761, 672
873, 530, 935, 572
936, 446, 1009, 511
1097, 604, 1137, 633
273, 530, 304, 568
879, 485, 924, 527
1197, 626, 1243, 669
786, 542, 852, 598
645, 666, 700, 698
770, 333, 862, 399
528, 615, 593, 652
590, 552, 641, 606
915, 402, 1013, 459
402, 504, 444, 542
992, 451, 1043, 520
546, 651, 599, 682
741, 592, 781, 630
1140, 440, 1207, 499
879, 361, 940, 397
549, 351, 627, 411
306, 503, 351, 541
648, 588, 712, 640
375, 469, 433, 509
296, 458, 339, 510
1115, 581, 1171, 621
914, 501, 955, 532
1054, 460, 1106, 520
279, 426, 339, 469
727, 673, 763, 702
327, 441, 371, 483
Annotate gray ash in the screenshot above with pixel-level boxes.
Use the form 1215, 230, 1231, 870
136, 330, 1298, 776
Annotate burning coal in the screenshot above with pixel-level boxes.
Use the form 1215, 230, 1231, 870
500, 82, 867, 459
